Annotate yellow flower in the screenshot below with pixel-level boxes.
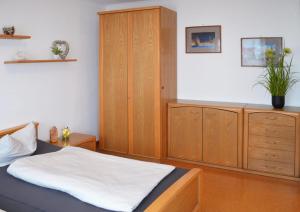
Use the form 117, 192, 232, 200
284, 48, 292, 54
265, 49, 275, 59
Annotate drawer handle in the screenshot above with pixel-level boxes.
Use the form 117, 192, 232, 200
266, 129, 276, 134
267, 116, 277, 121
266, 140, 280, 145
265, 153, 278, 158
264, 165, 277, 170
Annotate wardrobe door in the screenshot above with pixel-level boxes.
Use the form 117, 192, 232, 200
128, 9, 160, 159
100, 13, 128, 153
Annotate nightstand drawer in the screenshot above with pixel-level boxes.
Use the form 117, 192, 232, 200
248, 158, 294, 176
248, 147, 294, 163
78, 141, 96, 151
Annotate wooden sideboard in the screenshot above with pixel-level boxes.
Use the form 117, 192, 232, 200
166, 100, 300, 180
244, 104, 300, 178
167, 100, 244, 168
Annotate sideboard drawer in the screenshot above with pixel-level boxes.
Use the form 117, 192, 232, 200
249, 124, 295, 140
248, 158, 294, 176
244, 108, 300, 179
249, 113, 296, 127
248, 147, 294, 164
249, 135, 295, 152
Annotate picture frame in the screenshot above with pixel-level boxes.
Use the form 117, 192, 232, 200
241, 37, 283, 67
186, 25, 222, 53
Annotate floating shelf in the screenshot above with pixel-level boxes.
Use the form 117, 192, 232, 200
0, 34, 31, 39
4, 59, 78, 64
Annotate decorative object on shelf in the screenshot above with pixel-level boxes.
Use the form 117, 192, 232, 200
51, 40, 69, 59
256, 48, 299, 109
51, 46, 63, 60
241, 37, 282, 67
186, 25, 221, 53
62, 127, 71, 141
14, 50, 27, 60
2, 26, 15, 35
50, 126, 58, 143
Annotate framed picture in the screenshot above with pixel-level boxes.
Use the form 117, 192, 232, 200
241, 37, 283, 67
186, 25, 222, 53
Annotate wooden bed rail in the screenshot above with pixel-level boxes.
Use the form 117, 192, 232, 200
0, 122, 39, 138
146, 168, 202, 212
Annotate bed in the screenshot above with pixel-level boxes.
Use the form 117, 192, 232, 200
0, 123, 201, 212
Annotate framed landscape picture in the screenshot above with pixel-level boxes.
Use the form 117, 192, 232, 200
186, 25, 222, 53
241, 37, 283, 67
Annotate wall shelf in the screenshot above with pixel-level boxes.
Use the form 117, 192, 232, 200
4, 59, 78, 64
0, 34, 31, 39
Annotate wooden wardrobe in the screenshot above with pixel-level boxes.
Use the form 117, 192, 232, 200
98, 7, 177, 160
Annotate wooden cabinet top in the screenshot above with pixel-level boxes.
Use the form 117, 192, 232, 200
98, 6, 174, 15
51, 133, 96, 148
168, 99, 245, 109
245, 104, 300, 113
168, 99, 300, 113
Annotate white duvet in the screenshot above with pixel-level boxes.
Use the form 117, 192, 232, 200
7, 147, 175, 212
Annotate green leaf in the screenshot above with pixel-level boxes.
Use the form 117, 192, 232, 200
255, 48, 299, 96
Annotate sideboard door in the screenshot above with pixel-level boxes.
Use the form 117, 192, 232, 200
168, 106, 203, 162
203, 108, 240, 167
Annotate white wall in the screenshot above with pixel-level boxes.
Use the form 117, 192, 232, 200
1, 0, 300, 140
0, 0, 105, 140
106, 0, 300, 106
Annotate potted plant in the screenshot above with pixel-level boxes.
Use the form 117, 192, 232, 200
51, 46, 63, 60
256, 48, 299, 109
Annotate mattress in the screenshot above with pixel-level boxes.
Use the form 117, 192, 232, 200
0, 141, 187, 212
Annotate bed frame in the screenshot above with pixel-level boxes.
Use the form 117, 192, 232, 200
0, 123, 202, 212
146, 168, 201, 212
0, 122, 39, 138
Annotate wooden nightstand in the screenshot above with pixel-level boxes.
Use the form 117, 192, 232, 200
51, 133, 97, 151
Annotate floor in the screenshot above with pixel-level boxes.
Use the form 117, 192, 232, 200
198, 166, 300, 212
96, 145, 300, 212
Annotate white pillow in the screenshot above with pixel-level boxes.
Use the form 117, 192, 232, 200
10, 122, 37, 153
0, 123, 37, 167
0, 135, 24, 166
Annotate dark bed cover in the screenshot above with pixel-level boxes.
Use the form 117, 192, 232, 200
0, 141, 187, 212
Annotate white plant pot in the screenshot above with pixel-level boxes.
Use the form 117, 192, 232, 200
53, 54, 60, 60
